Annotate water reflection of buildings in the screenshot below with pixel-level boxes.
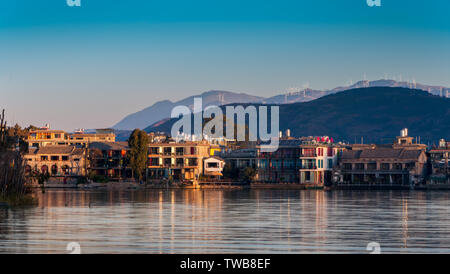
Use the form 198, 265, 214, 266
155, 190, 225, 253
401, 198, 409, 249
315, 191, 328, 242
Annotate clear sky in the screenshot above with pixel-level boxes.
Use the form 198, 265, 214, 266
1, 0, 449, 131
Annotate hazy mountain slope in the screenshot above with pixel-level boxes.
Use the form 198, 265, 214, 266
114, 80, 449, 130
145, 87, 450, 144
113, 90, 264, 130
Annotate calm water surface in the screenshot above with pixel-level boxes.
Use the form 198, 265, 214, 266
0, 189, 449, 254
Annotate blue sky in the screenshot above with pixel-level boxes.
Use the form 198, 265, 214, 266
1, 0, 449, 130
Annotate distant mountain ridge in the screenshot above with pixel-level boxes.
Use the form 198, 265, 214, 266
144, 87, 450, 144
113, 90, 265, 130
113, 80, 450, 130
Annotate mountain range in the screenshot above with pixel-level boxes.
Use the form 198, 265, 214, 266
144, 87, 450, 144
113, 79, 449, 131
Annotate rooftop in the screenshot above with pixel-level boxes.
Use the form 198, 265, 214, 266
342, 146, 423, 160
30, 145, 84, 155
89, 142, 129, 151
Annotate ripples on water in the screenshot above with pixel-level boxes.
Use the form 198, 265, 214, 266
0, 189, 449, 254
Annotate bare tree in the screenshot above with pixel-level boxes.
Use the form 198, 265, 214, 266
0, 109, 29, 199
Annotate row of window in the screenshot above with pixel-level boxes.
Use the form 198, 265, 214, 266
149, 147, 198, 155
343, 162, 416, 170
257, 159, 334, 169
28, 156, 76, 161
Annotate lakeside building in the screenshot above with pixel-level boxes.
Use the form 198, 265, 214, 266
26, 127, 116, 148
428, 139, 450, 184
333, 130, 428, 186
26, 129, 68, 148
88, 142, 131, 179
256, 139, 302, 183
255, 137, 344, 185
24, 145, 86, 177
147, 141, 218, 181
217, 148, 257, 170
299, 137, 344, 185
148, 132, 169, 143
68, 131, 115, 147
203, 156, 226, 179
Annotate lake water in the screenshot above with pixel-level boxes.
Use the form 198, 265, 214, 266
0, 189, 449, 254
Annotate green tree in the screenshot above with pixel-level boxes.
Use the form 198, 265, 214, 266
242, 167, 257, 183
128, 129, 149, 181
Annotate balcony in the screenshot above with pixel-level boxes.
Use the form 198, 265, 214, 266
301, 165, 317, 170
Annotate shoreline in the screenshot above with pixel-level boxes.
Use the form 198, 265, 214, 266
27, 181, 450, 191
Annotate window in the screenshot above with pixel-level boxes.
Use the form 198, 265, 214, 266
176, 158, 184, 167
176, 147, 184, 155
327, 148, 334, 156
164, 158, 171, 166
317, 148, 323, 156
328, 159, 333, 168
62, 156, 69, 161
207, 162, 218, 168
51, 156, 59, 161
305, 171, 311, 181
41, 156, 48, 161
149, 158, 159, 166
303, 148, 315, 157
258, 159, 268, 169
284, 160, 295, 169
319, 160, 323, 168
164, 147, 172, 155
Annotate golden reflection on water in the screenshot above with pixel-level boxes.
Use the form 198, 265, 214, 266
1, 189, 450, 254
315, 190, 328, 242
402, 198, 408, 249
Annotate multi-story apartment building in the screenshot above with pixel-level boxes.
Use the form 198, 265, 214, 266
27, 127, 116, 148
256, 139, 302, 183
218, 148, 257, 170
88, 142, 131, 179
27, 129, 68, 148
69, 132, 115, 147
24, 145, 86, 176
299, 139, 343, 185
147, 141, 216, 181
429, 139, 450, 184
334, 130, 428, 186
255, 138, 343, 185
